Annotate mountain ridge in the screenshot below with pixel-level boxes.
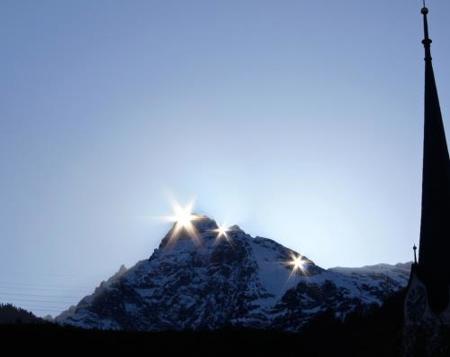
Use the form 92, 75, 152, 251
56, 216, 410, 331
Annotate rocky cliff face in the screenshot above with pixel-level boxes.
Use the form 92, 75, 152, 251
56, 216, 410, 331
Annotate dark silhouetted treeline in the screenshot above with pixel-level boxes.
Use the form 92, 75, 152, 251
0, 303, 43, 324
1, 290, 440, 356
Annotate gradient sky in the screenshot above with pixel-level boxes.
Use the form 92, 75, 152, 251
1, 0, 449, 317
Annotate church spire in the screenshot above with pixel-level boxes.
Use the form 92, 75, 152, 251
417, 3, 450, 313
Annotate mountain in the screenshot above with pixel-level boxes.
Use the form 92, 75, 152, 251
56, 216, 410, 331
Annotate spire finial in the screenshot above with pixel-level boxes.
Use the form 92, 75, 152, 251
421, 1, 432, 61
413, 244, 418, 264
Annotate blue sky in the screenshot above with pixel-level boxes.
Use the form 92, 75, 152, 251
1, 0, 449, 316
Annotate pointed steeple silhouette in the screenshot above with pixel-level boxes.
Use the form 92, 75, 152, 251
417, 4, 450, 313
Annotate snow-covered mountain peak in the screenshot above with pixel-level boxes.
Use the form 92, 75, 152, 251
56, 217, 410, 331
159, 215, 235, 249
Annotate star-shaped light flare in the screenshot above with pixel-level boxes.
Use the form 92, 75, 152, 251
163, 200, 201, 245
286, 253, 307, 278
212, 223, 232, 244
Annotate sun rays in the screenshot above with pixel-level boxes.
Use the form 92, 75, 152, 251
286, 252, 308, 278
163, 200, 202, 245
212, 223, 234, 246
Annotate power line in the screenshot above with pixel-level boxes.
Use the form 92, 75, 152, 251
0, 298, 74, 305
0, 291, 81, 300
0, 280, 94, 288
0, 285, 93, 293
20, 308, 65, 313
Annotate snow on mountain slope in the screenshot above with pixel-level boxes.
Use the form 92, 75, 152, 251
56, 216, 410, 331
